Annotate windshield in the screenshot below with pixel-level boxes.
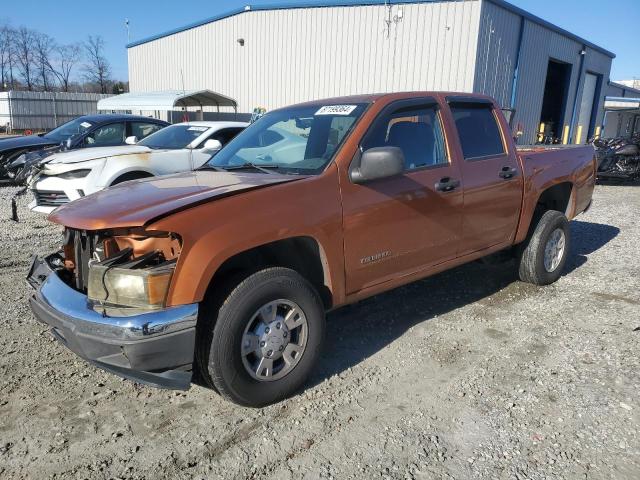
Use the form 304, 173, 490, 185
44, 117, 94, 143
206, 103, 369, 174
138, 124, 209, 149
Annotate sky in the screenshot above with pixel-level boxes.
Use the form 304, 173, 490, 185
3, 0, 639, 82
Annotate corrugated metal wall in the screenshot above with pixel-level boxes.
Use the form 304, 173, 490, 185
128, 0, 614, 143
0, 91, 111, 131
602, 110, 640, 138
473, 1, 520, 109
474, 0, 613, 144
602, 82, 640, 139
606, 81, 640, 99
128, 0, 482, 113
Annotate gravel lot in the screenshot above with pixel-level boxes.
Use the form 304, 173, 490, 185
0, 184, 638, 480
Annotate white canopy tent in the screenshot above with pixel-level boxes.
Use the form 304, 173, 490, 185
97, 90, 238, 121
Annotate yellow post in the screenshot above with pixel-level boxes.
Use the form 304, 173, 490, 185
538, 123, 545, 143
562, 125, 570, 144
575, 125, 583, 144
594, 126, 601, 140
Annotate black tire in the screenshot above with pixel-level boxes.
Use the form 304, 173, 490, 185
196, 267, 325, 407
517, 210, 570, 285
111, 171, 152, 185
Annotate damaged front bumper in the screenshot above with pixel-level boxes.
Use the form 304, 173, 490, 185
27, 255, 198, 390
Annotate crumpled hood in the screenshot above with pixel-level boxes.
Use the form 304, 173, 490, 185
46, 145, 151, 165
0, 135, 56, 153
48, 170, 305, 230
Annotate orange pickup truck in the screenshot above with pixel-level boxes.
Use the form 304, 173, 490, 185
28, 92, 596, 406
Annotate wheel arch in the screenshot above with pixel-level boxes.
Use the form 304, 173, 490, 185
534, 181, 574, 217
515, 181, 574, 244
106, 168, 155, 186
201, 236, 334, 311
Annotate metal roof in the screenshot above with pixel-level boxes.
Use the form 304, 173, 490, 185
126, 0, 615, 58
68, 113, 167, 123
609, 81, 640, 97
97, 90, 238, 111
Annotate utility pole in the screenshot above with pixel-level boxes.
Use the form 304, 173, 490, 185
125, 19, 130, 43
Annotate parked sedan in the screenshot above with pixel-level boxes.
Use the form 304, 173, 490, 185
0, 114, 169, 182
30, 121, 247, 214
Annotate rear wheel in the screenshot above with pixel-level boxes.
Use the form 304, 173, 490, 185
518, 210, 570, 285
197, 267, 325, 407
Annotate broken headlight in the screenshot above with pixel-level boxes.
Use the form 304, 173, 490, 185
87, 250, 175, 310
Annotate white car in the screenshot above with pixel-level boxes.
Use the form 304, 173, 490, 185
30, 121, 247, 214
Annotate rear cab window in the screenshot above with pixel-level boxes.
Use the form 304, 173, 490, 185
449, 102, 505, 160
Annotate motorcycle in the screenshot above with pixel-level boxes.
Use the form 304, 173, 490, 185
594, 133, 640, 181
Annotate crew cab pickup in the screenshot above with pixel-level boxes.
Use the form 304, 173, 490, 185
27, 92, 596, 407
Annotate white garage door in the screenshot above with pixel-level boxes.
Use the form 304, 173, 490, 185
577, 73, 598, 142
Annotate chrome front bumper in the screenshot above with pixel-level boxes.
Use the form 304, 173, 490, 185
27, 256, 198, 390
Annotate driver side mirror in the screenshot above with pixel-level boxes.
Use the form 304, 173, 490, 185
63, 138, 73, 150
350, 146, 405, 184
125, 135, 138, 145
202, 138, 222, 153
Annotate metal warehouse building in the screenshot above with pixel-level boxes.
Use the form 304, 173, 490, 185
127, 0, 616, 144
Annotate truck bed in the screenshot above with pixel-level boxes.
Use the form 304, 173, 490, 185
516, 144, 596, 226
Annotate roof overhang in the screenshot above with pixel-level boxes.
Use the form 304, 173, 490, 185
97, 90, 237, 111
605, 96, 640, 111
125, 0, 615, 58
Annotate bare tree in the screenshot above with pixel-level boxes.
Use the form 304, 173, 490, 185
14, 27, 36, 90
83, 35, 110, 94
48, 43, 81, 92
33, 32, 56, 90
0, 24, 15, 89
14, 26, 36, 90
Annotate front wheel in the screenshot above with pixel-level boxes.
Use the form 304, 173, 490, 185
196, 267, 325, 407
517, 210, 571, 285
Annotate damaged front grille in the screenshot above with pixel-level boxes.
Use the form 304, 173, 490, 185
62, 228, 182, 294
34, 190, 70, 207
67, 229, 99, 291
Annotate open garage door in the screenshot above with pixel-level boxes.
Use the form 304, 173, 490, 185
538, 59, 572, 143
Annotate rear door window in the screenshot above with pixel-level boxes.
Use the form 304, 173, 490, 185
85, 122, 126, 147
449, 104, 505, 160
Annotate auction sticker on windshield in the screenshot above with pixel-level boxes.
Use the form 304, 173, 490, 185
188, 127, 209, 132
315, 105, 358, 116
80, 122, 92, 129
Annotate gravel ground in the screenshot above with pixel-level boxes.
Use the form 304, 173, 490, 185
0, 184, 638, 480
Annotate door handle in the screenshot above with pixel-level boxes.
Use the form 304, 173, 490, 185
435, 177, 461, 192
499, 166, 518, 179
